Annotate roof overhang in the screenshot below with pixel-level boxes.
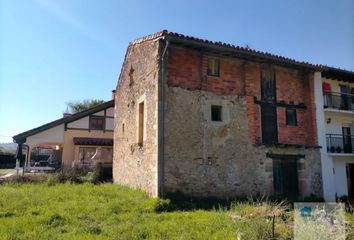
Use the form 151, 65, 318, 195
13, 100, 114, 143
162, 34, 321, 72
73, 137, 113, 146
321, 67, 354, 83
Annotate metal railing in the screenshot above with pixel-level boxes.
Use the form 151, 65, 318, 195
326, 134, 354, 154
324, 92, 354, 111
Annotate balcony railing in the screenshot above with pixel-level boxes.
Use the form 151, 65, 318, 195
324, 92, 354, 111
326, 134, 354, 154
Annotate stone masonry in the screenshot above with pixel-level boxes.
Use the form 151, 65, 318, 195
113, 31, 323, 199
113, 39, 160, 197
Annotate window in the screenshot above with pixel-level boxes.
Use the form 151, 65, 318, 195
211, 105, 222, 122
207, 58, 220, 76
90, 116, 104, 130
138, 101, 144, 146
78, 147, 113, 162
78, 147, 96, 161
261, 69, 276, 101
286, 108, 297, 126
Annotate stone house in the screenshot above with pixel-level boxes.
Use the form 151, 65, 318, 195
113, 30, 323, 199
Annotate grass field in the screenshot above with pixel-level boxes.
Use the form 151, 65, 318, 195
0, 183, 353, 240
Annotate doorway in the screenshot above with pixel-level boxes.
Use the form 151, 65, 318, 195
346, 164, 354, 202
273, 158, 299, 200
340, 85, 349, 110
342, 126, 353, 153
261, 69, 278, 144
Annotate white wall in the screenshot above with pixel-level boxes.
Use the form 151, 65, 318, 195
26, 124, 65, 148
105, 118, 114, 131
333, 158, 348, 197
67, 116, 89, 129
106, 107, 114, 117
325, 115, 354, 135
94, 110, 105, 116
315, 72, 336, 201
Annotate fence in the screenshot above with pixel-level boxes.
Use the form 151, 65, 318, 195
0, 153, 24, 168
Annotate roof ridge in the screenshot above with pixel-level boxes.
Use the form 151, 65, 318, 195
129, 30, 321, 69
129, 30, 168, 45
128, 30, 353, 72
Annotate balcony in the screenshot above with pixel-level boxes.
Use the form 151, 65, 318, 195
324, 92, 354, 112
326, 134, 354, 154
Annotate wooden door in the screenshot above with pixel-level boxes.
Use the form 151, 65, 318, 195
273, 158, 299, 200
342, 127, 352, 153
347, 164, 354, 202
261, 70, 278, 144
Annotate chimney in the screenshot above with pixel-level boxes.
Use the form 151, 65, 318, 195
63, 113, 72, 118
112, 90, 116, 100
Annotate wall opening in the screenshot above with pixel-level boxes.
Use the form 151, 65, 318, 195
211, 105, 222, 122
286, 108, 297, 126
138, 102, 144, 146
272, 157, 299, 199
207, 58, 220, 77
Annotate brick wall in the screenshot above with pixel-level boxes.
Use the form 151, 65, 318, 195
167, 45, 318, 146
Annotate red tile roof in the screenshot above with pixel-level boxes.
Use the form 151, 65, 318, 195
130, 30, 321, 70
130, 30, 354, 75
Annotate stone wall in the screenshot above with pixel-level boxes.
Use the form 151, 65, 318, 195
163, 86, 323, 198
113, 40, 160, 197
113, 41, 323, 199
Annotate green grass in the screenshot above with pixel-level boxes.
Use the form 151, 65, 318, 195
0, 183, 353, 240
0, 169, 14, 177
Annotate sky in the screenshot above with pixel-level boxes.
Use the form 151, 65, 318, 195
0, 0, 353, 143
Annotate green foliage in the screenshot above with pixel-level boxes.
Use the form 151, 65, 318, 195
66, 99, 105, 113
1, 166, 108, 185
1, 184, 352, 239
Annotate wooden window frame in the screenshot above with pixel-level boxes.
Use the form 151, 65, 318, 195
207, 58, 220, 77
285, 108, 297, 126
89, 116, 105, 130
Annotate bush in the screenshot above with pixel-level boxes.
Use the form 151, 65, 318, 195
48, 163, 113, 184
0, 165, 110, 185
0, 174, 49, 184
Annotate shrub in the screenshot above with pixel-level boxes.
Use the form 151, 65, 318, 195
0, 174, 49, 184
50, 165, 107, 184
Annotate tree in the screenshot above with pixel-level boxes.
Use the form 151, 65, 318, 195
66, 99, 105, 113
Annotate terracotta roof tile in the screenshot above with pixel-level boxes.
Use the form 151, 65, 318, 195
130, 30, 322, 69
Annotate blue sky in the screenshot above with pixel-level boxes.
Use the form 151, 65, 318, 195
0, 0, 353, 143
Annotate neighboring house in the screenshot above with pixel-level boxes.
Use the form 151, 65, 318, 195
113, 30, 324, 199
315, 68, 354, 201
13, 98, 115, 169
